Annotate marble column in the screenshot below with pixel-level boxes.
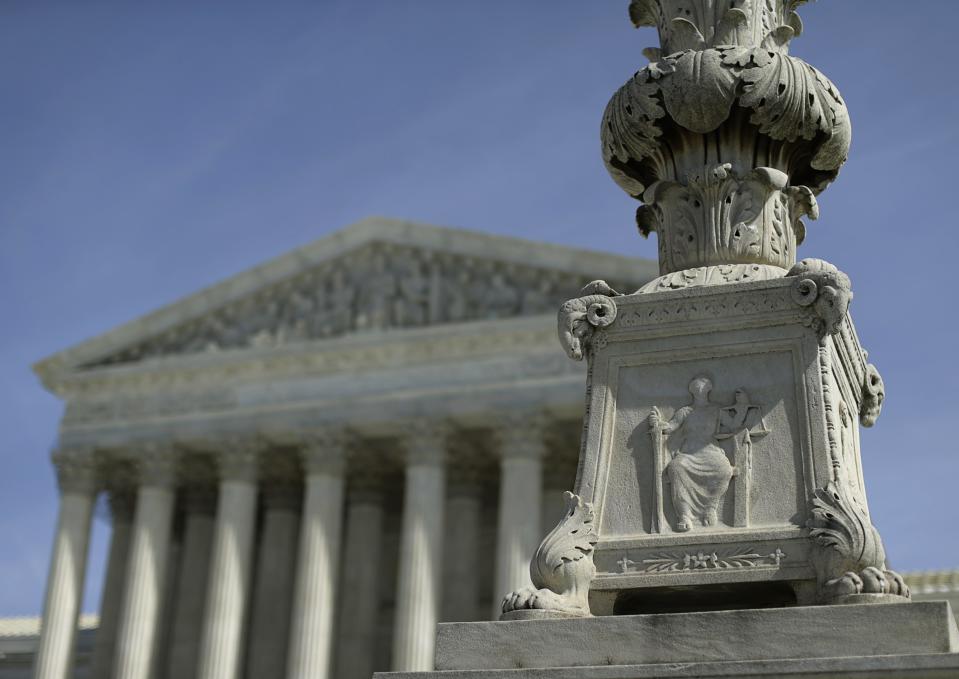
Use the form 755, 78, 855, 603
334, 479, 385, 679
442, 470, 484, 623
166, 486, 217, 679
392, 423, 448, 672
492, 415, 546, 617
246, 480, 301, 679
286, 432, 347, 679
89, 491, 134, 679
152, 529, 182, 679
112, 445, 178, 679
197, 440, 260, 679
33, 448, 97, 679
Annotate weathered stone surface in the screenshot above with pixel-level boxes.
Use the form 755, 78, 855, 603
377, 652, 959, 678
506, 273, 908, 616
433, 602, 959, 672
603, 1, 848, 281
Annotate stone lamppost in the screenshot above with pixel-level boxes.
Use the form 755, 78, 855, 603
501, 0, 905, 617
380, 2, 959, 677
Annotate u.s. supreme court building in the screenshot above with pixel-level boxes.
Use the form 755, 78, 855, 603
21, 218, 659, 679
6, 217, 958, 679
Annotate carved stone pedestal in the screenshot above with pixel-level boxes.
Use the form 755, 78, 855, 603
504, 268, 911, 617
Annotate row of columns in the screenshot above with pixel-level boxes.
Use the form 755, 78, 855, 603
34, 418, 559, 679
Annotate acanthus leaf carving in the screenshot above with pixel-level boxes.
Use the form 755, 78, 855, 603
603, 3, 849, 279
736, 49, 848, 148
557, 281, 620, 361
657, 49, 738, 134
628, 0, 813, 56
501, 491, 597, 619
602, 48, 850, 195
635, 164, 817, 277
807, 481, 910, 602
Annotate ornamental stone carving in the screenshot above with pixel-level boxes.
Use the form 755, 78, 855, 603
557, 281, 620, 361
637, 164, 817, 274
807, 481, 909, 603
787, 258, 852, 336
628, 0, 810, 57
648, 376, 769, 533
631, 546, 786, 573
89, 244, 626, 368
501, 492, 598, 619
860, 363, 884, 427
604, 0, 847, 287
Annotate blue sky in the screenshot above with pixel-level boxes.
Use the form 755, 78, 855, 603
1, 1, 958, 616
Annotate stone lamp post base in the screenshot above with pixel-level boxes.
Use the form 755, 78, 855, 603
375, 602, 959, 678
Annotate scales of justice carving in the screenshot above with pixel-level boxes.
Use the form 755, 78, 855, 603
648, 376, 769, 534
499, 0, 911, 620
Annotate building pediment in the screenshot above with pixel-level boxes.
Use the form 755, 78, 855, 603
35, 218, 656, 389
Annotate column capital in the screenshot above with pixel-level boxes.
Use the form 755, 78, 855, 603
492, 411, 549, 461
217, 436, 263, 483
52, 446, 98, 495
399, 420, 451, 466
298, 428, 349, 476
135, 441, 179, 487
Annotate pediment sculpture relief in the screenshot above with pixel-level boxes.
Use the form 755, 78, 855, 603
89, 244, 624, 368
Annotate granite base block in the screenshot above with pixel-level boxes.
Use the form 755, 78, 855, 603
374, 602, 959, 678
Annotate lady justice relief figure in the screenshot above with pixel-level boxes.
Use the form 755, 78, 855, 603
648, 376, 766, 532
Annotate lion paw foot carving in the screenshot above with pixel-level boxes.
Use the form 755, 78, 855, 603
501, 587, 589, 618
824, 566, 911, 602
497, 492, 597, 620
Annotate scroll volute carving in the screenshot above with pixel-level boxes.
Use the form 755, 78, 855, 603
557, 281, 620, 361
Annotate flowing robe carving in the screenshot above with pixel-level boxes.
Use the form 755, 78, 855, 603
653, 377, 734, 531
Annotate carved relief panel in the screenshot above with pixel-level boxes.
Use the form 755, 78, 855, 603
597, 347, 805, 541
89, 243, 633, 368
